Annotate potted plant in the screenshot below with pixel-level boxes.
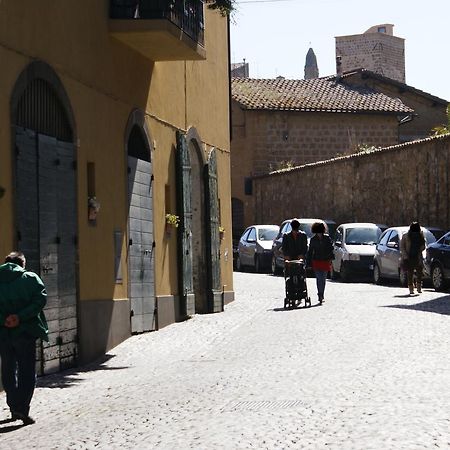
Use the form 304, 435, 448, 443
206, 0, 235, 15
165, 213, 180, 236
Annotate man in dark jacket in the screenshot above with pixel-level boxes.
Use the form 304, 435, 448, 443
0, 251, 48, 425
282, 219, 308, 260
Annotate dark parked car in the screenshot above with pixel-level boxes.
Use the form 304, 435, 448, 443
236, 225, 279, 272
426, 231, 450, 291
424, 226, 446, 241
373, 226, 436, 286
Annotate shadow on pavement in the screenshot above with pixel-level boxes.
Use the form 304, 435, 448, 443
383, 294, 450, 316
271, 303, 322, 312
37, 354, 130, 389
0, 418, 26, 433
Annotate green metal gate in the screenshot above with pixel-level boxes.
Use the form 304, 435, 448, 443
176, 131, 195, 317
205, 148, 222, 312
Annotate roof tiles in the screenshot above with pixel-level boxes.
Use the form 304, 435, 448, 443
232, 76, 414, 114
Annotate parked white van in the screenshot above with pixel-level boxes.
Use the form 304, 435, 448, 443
331, 223, 382, 281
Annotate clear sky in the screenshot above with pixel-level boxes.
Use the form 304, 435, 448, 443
230, 0, 450, 102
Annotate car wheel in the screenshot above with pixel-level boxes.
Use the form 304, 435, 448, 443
373, 263, 382, 285
399, 269, 408, 287
255, 255, 261, 273
432, 264, 447, 291
236, 255, 243, 272
340, 263, 350, 282
271, 255, 281, 276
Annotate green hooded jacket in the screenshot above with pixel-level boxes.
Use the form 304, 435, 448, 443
0, 262, 48, 341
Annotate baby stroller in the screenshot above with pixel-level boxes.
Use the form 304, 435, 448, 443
284, 259, 311, 309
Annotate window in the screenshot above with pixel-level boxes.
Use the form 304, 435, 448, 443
244, 177, 253, 195
378, 230, 391, 247
248, 228, 257, 241
378, 26, 386, 33
258, 228, 278, 241
444, 235, 450, 246
389, 231, 399, 244
282, 222, 292, 234
240, 229, 251, 242
344, 227, 381, 245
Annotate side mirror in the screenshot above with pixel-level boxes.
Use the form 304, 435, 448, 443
247, 238, 256, 243
334, 241, 342, 247
387, 241, 398, 249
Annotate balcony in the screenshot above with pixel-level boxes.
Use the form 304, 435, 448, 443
109, 0, 206, 61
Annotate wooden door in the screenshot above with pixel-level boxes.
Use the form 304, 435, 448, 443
128, 156, 156, 333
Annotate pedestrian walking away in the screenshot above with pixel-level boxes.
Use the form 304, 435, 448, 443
281, 219, 308, 261
0, 251, 48, 425
400, 222, 426, 295
306, 222, 334, 304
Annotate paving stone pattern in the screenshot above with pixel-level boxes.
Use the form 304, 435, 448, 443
1, 273, 450, 449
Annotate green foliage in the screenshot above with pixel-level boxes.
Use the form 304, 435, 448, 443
206, 0, 235, 16
269, 160, 297, 172
431, 104, 450, 136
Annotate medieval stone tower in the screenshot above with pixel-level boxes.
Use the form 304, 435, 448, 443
304, 47, 319, 79
335, 24, 405, 82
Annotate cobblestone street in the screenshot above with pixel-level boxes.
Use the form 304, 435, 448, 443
2, 272, 450, 449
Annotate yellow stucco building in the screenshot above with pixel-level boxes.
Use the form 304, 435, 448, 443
0, 0, 233, 371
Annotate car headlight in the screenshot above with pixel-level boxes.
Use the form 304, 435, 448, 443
348, 253, 360, 261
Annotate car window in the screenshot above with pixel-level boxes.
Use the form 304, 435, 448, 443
344, 227, 381, 245
378, 230, 391, 246
423, 229, 436, 245
282, 223, 292, 234
247, 228, 257, 241
389, 231, 399, 244
258, 228, 278, 241
444, 235, 450, 246
240, 229, 251, 242
298, 223, 314, 238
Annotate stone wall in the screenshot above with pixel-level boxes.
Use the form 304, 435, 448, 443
231, 104, 400, 233
336, 33, 405, 83
253, 134, 450, 230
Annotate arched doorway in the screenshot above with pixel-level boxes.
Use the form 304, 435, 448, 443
11, 61, 78, 374
125, 111, 156, 333
176, 129, 221, 316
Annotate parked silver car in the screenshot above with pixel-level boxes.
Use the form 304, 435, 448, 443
236, 225, 279, 273
373, 226, 436, 285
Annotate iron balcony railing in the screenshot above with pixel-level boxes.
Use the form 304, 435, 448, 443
110, 0, 205, 46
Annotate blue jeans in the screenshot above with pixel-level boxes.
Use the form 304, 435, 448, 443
0, 333, 37, 416
314, 270, 327, 299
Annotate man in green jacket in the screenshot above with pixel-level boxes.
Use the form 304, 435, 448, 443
0, 251, 48, 425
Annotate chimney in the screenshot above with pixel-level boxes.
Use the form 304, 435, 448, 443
336, 55, 342, 80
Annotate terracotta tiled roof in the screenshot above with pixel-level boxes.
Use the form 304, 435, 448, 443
340, 68, 449, 105
232, 76, 414, 114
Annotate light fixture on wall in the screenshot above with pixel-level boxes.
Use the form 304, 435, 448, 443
283, 131, 289, 141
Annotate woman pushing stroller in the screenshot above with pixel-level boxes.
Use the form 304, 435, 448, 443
306, 221, 334, 304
